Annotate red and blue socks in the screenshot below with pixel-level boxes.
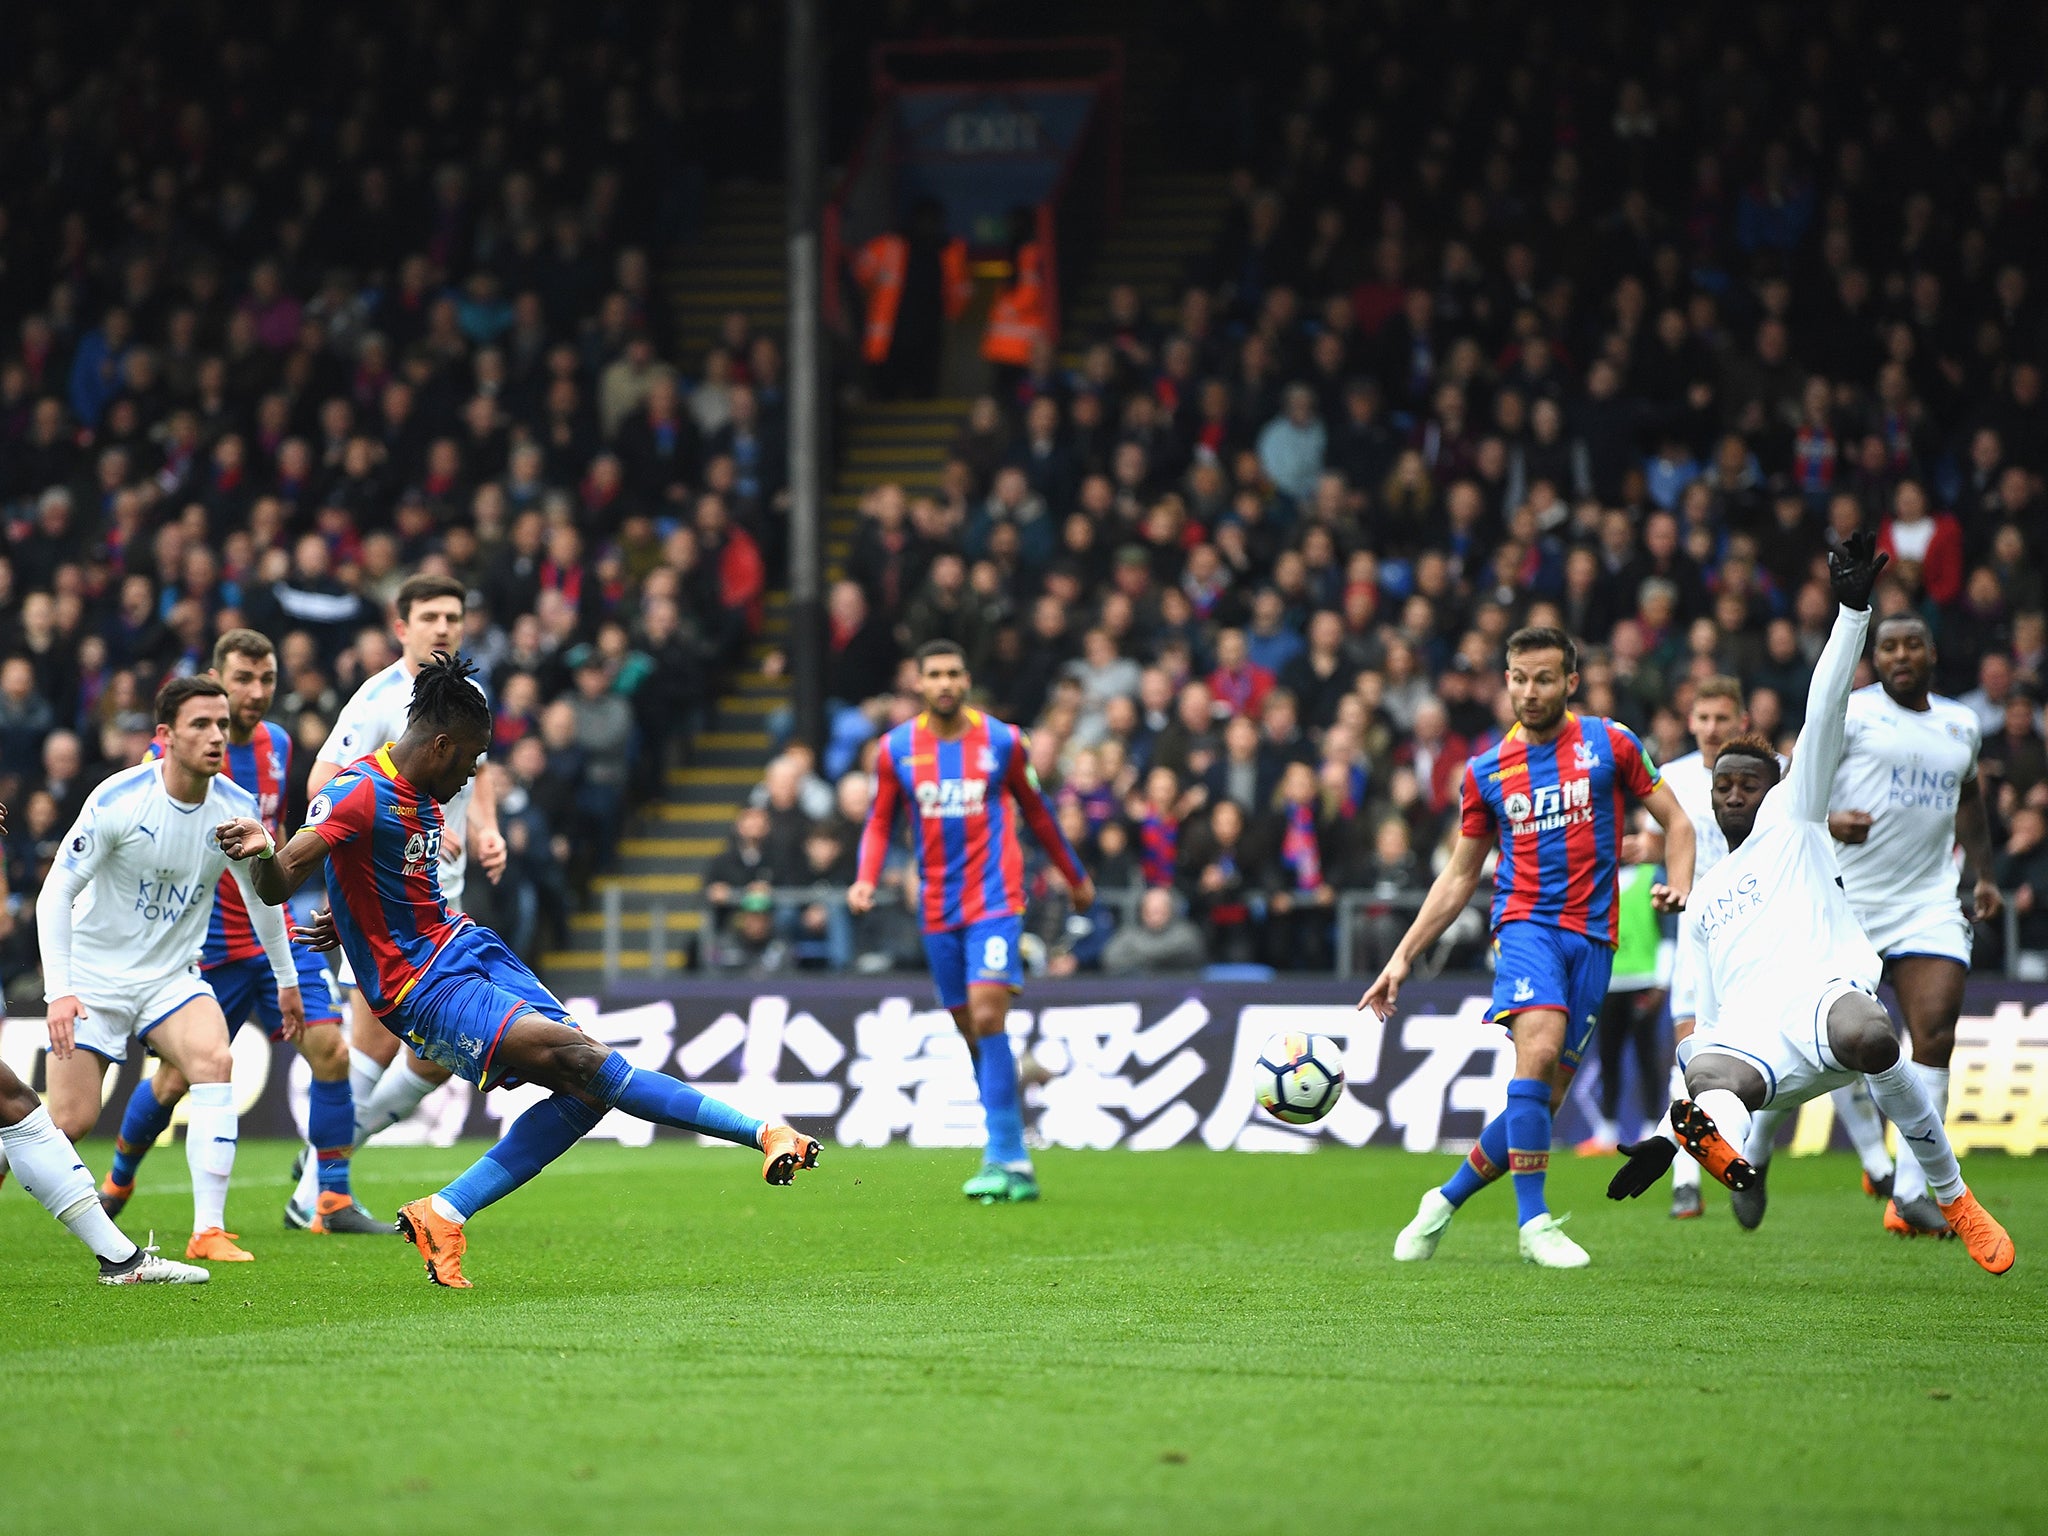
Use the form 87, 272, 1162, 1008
109, 1077, 177, 1188
305, 1077, 355, 1196
973, 1031, 1029, 1170
1503, 1077, 1554, 1223
1439, 1106, 1511, 1208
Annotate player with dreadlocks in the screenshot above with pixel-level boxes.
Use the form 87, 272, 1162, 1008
216, 654, 822, 1287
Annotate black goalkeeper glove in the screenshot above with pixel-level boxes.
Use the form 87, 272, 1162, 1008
1606, 1135, 1678, 1201
1827, 528, 1889, 612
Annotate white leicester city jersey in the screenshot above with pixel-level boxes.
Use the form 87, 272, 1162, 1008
317, 659, 483, 906
1830, 684, 1979, 915
1689, 606, 1880, 1033
48, 761, 290, 996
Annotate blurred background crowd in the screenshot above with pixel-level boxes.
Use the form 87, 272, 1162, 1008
3, 1, 2048, 990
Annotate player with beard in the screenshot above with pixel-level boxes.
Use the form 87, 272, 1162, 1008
1607, 534, 2013, 1275
850, 640, 1094, 1205
1365, 626, 1694, 1268
1735, 611, 2001, 1237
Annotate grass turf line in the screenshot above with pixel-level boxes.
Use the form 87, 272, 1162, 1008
2, 1143, 2043, 1536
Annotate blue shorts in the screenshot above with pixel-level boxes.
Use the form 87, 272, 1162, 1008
922, 915, 1024, 1011
382, 925, 574, 1089
204, 945, 342, 1042
1488, 921, 1614, 1073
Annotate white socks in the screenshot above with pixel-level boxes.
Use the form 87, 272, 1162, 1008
1664, 1063, 1700, 1190
356, 1055, 440, 1142
291, 1138, 321, 1213
1695, 1088, 1754, 1159
184, 1081, 238, 1232
0, 1106, 137, 1263
1829, 1078, 1894, 1181
1745, 1106, 1787, 1168
1864, 1062, 1963, 1202
429, 1193, 466, 1225
348, 1046, 386, 1113
1888, 1064, 1951, 1203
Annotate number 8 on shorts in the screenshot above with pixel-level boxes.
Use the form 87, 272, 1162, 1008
922, 914, 1026, 1009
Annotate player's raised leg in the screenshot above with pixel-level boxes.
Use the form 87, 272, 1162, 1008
100, 1064, 185, 1216
146, 996, 253, 1262
397, 1010, 817, 1288
0, 1059, 208, 1284
1883, 954, 1968, 1237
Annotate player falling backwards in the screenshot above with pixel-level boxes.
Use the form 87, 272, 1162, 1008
849, 640, 1094, 1205
1657, 676, 1895, 1219
216, 654, 820, 1288
1362, 624, 1695, 1267
0, 801, 207, 1284
1606, 533, 2013, 1275
97, 630, 386, 1235
292, 573, 506, 1226
36, 676, 300, 1263
1732, 608, 2001, 1238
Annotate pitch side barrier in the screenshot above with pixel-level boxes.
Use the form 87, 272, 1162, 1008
8, 979, 2043, 1160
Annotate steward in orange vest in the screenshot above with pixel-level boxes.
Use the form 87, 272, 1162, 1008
854, 200, 970, 399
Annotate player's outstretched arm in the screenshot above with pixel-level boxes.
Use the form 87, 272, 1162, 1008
216, 820, 332, 905
1006, 733, 1093, 910
849, 741, 903, 915
1358, 832, 1489, 1018
1783, 533, 1886, 823
1955, 774, 2004, 922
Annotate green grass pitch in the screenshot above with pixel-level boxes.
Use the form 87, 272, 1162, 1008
4, 1142, 2045, 1536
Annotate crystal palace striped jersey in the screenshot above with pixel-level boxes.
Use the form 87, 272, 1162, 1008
856, 709, 1086, 934
304, 745, 470, 1014
1459, 712, 1662, 946
147, 721, 294, 968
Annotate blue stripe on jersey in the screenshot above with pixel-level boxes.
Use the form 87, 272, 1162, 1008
936, 735, 967, 929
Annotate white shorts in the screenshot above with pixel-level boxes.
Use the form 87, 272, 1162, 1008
1854, 899, 1972, 968
1669, 938, 1698, 1022
1681, 976, 1872, 1109
72, 966, 217, 1065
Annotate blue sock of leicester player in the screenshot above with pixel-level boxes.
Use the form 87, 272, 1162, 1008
428, 1053, 767, 1224
1438, 1110, 1512, 1207
306, 1078, 354, 1195
974, 1031, 1030, 1170
1503, 1077, 1554, 1224
108, 1078, 177, 1188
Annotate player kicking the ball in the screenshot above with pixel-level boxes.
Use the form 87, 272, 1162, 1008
1606, 534, 2013, 1276
1364, 625, 1694, 1268
37, 676, 302, 1263
1734, 610, 2000, 1238
849, 640, 1094, 1205
217, 654, 819, 1288
99, 630, 386, 1235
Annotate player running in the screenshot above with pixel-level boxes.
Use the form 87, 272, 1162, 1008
0, 801, 207, 1284
848, 640, 1094, 1205
96, 631, 386, 1235
291, 573, 506, 1225
217, 654, 819, 1288
38, 676, 301, 1263
1606, 533, 2014, 1276
1658, 677, 1893, 1219
1363, 625, 1695, 1268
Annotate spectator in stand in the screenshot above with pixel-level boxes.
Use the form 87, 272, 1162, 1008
1997, 805, 2048, 981
1102, 887, 1208, 975
1981, 691, 2048, 803
1178, 798, 1259, 965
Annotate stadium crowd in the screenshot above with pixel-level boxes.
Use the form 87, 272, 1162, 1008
723, 3, 2048, 977
0, 3, 783, 994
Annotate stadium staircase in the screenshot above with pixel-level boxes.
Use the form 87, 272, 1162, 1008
541, 184, 791, 996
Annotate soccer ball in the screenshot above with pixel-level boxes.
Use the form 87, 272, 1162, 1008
1253, 1031, 1345, 1125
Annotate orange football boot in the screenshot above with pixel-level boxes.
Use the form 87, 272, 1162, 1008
186, 1227, 253, 1261
1667, 1100, 1758, 1191
395, 1198, 472, 1288
1574, 1136, 1619, 1158
760, 1124, 820, 1186
1936, 1191, 2015, 1275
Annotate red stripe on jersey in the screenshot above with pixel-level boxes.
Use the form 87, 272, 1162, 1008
957, 715, 992, 926
1497, 731, 1542, 925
